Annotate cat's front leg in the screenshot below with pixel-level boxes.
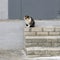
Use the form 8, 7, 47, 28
25, 24, 28, 28
27, 24, 30, 28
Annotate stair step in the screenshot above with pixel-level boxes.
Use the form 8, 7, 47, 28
25, 47, 60, 57
25, 47, 60, 51
24, 27, 60, 57
25, 36, 60, 39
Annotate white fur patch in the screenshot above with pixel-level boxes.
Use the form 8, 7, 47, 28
24, 18, 31, 24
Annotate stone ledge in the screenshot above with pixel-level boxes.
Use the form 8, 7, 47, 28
25, 36, 60, 39
25, 47, 60, 57
25, 47, 60, 51
43, 27, 54, 32
37, 32, 48, 36
49, 32, 60, 36
24, 27, 60, 32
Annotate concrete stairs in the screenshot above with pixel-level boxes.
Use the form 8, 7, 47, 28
24, 27, 60, 57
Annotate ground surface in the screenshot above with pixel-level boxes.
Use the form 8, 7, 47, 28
0, 49, 25, 60
0, 20, 60, 60
0, 49, 60, 60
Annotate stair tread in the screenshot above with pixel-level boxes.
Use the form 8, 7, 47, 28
25, 47, 60, 51
25, 36, 60, 39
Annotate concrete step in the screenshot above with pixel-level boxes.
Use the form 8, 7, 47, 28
24, 27, 60, 57
25, 36, 60, 47
24, 27, 60, 32
25, 47, 60, 57
25, 36, 60, 39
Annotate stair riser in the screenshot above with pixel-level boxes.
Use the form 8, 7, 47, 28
26, 50, 60, 57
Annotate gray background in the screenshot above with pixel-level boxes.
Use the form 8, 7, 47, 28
8, 0, 22, 19
8, 0, 60, 19
0, 0, 60, 19
0, 0, 8, 19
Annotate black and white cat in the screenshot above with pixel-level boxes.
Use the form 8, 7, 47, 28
24, 15, 35, 27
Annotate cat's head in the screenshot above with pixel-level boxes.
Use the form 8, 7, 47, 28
24, 15, 30, 20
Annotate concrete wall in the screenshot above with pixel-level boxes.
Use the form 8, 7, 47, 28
8, 0, 22, 19
0, 0, 8, 19
0, 0, 60, 19
8, 0, 60, 19
22, 0, 57, 19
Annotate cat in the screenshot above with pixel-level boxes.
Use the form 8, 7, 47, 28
24, 15, 35, 27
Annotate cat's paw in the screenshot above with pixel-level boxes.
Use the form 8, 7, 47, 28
25, 26, 29, 28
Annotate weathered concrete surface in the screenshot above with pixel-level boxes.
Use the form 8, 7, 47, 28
0, 20, 60, 49
0, 0, 8, 19
0, 20, 60, 59
0, 20, 25, 50
0, 49, 60, 60
24, 22, 60, 57
0, 49, 25, 60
